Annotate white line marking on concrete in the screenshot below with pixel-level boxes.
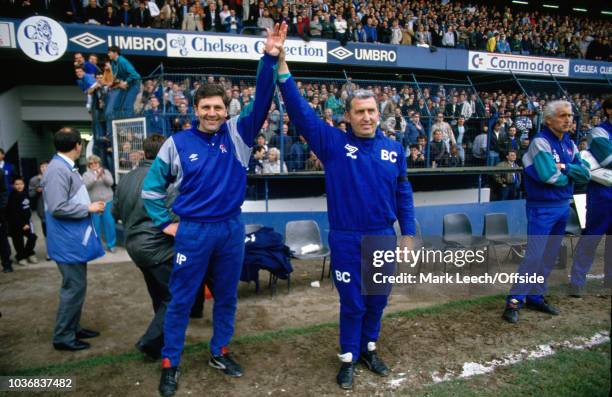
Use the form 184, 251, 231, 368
431, 331, 610, 383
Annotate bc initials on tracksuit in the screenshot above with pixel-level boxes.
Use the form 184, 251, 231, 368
279, 74, 416, 361
142, 53, 278, 367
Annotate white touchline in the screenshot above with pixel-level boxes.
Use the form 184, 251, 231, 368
431, 331, 610, 383
387, 377, 407, 388
566, 273, 605, 280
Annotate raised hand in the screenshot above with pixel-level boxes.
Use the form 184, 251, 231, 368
264, 22, 288, 57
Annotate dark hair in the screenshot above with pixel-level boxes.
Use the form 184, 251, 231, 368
39, 160, 49, 167
256, 133, 266, 140
252, 145, 265, 154
144, 134, 166, 160
11, 175, 24, 184
108, 45, 121, 55
54, 127, 82, 153
194, 83, 230, 109
0, 148, 4, 155
409, 144, 419, 150
602, 95, 612, 111
75, 65, 84, 72
417, 134, 426, 141
507, 149, 517, 156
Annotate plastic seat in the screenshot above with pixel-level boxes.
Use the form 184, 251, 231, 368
484, 213, 527, 266
565, 207, 582, 255
284, 220, 331, 281
443, 213, 489, 248
443, 213, 490, 272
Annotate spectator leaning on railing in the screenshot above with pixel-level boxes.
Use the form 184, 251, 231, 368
107, 45, 141, 119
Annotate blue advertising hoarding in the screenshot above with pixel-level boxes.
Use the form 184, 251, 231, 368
1, 16, 611, 81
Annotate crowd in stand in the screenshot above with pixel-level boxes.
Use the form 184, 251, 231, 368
69, 45, 608, 177
136, 75, 606, 172
3, 0, 611, 60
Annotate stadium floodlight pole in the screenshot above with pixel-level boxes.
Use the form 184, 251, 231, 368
509, 68, 542, 134
466, 75, 487, 116
275, 85, 286, 173
411, 73, 432, 167
605, 73, 612, 89
466, 75, 488, 166
342, 69, 352, 95
548, 71, 582, 141
160, 63, 166, 117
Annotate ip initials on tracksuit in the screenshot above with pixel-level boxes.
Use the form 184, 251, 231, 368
142, 53, 279, 370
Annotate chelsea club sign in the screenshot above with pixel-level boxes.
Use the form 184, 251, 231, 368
17, 16, 67, 62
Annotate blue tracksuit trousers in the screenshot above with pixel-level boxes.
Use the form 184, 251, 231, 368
330, 228, 395, 361
162, 217, 245, 366
571, 197, 612, 287
508, 205, 569, 305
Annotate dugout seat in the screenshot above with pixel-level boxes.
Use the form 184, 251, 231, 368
443, 213, 490, 272
484, 213, 527, 267
565, 207, 582, 255
443, 213, 489, 249
284, 220, 331, 281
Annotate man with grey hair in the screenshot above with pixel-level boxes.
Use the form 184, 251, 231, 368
276, 51, 416, 389
502, 100, 591, 323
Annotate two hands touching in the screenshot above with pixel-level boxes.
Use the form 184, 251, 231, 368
161, 22, 289, 239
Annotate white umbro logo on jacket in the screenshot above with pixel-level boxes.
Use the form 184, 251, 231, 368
189, 153, 199, 162
344, 144, 358, 159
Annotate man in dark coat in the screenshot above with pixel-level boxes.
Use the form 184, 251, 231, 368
112, 134, 175, 360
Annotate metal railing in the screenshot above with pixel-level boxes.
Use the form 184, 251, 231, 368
94, 69, 610, 174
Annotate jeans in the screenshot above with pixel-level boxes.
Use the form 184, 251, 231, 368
91, 200, 116, 250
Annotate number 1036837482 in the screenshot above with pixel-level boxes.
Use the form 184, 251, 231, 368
0, 376, 75, 391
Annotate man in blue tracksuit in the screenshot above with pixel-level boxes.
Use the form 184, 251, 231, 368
143, 24, 286, 397
277, 53, 416, 389
503, 100, 591, 323
570, 96, 612, 295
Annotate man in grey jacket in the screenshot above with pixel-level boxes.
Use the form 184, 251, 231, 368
112, 134, 176, 360
43, 127, 106, 351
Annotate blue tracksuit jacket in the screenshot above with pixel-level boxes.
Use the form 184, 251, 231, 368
142, 54, 278, 229
571, 120, 612, 287
278, 76, 415, 236
522, 126, 589, 207
509, 126, 590, 304
279, 73, 415, 361
142, 53, 278, 366
585, 120, 612, 204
